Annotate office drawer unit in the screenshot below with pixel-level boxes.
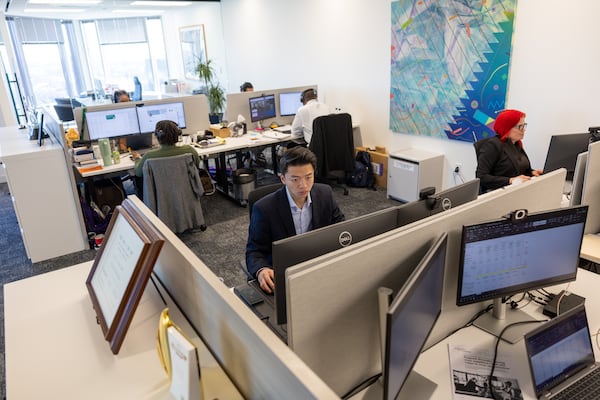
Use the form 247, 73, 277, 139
387, 148, 444, 202
0, 126, 87, 262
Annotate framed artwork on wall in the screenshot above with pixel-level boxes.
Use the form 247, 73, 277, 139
180, 24, 207, 81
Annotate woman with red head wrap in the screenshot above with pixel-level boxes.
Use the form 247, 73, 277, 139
475, 109, 542, 192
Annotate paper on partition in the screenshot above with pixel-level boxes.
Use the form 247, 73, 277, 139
448, 344, 523, 400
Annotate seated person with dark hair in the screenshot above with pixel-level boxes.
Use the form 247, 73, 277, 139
113, 89, 131, 103
240, 81, 254, 92
132, 120, 200, 179
246, 147, 345, 293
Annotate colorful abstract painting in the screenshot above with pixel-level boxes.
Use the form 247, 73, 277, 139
390, 0, 517, 142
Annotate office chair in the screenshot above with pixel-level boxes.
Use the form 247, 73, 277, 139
309, 113, 355, 195
473, 136, 495, 159
239, 182, 284, 279
53, 104, 75, 121
142, 154, 207, 233
54, 97, 72, 105
132, 76, 142, 101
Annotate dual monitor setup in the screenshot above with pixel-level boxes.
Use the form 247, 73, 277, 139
248, 90, 303, 125
85, 102, 186, 145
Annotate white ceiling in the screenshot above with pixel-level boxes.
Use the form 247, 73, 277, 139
3, 0, 210, 19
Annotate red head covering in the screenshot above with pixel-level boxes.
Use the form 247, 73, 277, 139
493, 109, 526, 142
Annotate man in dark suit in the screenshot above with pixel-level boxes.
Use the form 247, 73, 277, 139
246, 147, 345, 293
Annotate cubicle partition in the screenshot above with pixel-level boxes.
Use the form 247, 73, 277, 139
72, 94, 211, 139
582, 141, 600, 234
284, 170, 567, 396
125, 196, 338, 399
226, 84, 317, 129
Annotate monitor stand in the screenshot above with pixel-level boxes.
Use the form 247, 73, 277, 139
473, 298, 541, 344
255, 121, 264, 131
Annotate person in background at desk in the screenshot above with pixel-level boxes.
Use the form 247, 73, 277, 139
240, 81, 254, 92
246, 147, 345, 293
476, 109, 542, 192
131, 120, 201, 187
290, 88, 330, 146
113, 89, 130, 103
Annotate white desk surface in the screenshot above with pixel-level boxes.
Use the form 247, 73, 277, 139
4, 261, 242, 399
581, 233, 600, 264
76, 131, 290, 178
354, 268, 600, 400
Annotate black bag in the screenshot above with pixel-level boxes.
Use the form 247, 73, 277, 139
347, 150, 376, 189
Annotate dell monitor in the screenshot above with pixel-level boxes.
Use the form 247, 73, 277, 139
136, 101, 186, 134
273, 206, 400, 324
427, 179, 480, 215
383, 232, 447, 400
249, 94, 276, 124
279, 91, 303, 116
86, 107, 140, 141
543, 133, 590, 181
457, 205, 588, 343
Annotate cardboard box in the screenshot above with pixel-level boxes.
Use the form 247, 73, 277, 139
210, 125, 231, 138
355, 146, 388, 188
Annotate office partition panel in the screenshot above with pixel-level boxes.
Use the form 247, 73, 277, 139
582, 141, 600, 234
285, 169, 566, 396
126, 196, 338, 399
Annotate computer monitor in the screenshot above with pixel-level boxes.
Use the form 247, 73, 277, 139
543, 133, 590, 180
273, 206, 400, 324
37, 111, 45, 146
427, 179, 480, 215
53, 104, 75, 122
279, 91, 303, 116
136, 102, 186, 134
456, 205, 588, 342
249, 94, 276, 123
569, 151, 588, 206
383, 233, 447, 400
86, 107, 140, 141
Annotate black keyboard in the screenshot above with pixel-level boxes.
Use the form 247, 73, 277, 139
552, 367, 600, 400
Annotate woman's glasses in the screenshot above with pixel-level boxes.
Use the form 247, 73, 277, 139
517, 123, 528, 131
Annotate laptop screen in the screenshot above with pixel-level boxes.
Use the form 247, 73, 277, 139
525, 305, 595, 397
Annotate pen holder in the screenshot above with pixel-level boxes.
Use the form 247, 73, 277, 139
98, 138, 113, 166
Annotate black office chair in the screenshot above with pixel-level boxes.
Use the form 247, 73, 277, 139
309, 113, 355, 195
240, 182, 283, 279
473, 136, 496, 194
53, 104, 75, 121
132, 76, 142, 101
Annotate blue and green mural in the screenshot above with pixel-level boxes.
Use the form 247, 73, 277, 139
390, 0, 517, 142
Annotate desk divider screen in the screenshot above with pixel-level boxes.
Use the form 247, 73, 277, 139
285, 169, 566, 396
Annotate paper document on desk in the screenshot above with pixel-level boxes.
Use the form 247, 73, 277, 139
448, 344, 523, 399
263, 131, 290, 140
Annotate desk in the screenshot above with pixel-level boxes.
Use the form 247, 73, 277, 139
353, 268, 600, 400
74, 131, 291, 204
4, 261, 243, 399
580, 233, 600, 264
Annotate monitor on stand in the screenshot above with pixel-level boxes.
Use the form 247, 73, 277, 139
249, 94, 276, 130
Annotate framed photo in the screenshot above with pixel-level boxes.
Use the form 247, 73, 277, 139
86, 198, 165, 354
180, 24, 207, 81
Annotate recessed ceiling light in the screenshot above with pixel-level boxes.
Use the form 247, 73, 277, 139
131, 1, 192, 6
113, 9, 165, 14
28, 0, 101, 4
25, 8, 85, 12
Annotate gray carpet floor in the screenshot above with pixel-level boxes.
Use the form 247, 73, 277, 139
0, 176, 398, 398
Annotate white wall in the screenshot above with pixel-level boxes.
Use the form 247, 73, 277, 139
219, 0, 600, 188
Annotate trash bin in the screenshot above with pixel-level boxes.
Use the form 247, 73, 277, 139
232, 168, 257, 203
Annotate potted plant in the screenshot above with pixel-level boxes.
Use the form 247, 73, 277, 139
196, 58, 226, 123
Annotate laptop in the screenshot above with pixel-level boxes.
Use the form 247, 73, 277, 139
234, 280, 288, 342
525, 304, 600, 399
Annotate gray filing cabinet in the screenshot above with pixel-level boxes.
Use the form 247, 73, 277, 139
387, 148, 444, 202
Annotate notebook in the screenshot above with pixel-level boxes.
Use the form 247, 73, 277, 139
525, 304, 600, 399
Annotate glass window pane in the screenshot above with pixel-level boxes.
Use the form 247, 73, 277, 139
101, 43, 153, 92
22, 44, 68, 105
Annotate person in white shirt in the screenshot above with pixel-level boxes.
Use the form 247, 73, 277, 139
291, 88, 330, 145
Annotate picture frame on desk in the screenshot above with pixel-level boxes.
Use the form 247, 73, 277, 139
86, 198, 165, 354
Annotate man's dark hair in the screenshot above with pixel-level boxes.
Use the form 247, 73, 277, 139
279, 146, 317, 175
113, 89, 130, 103
240, 81, 254, 92
154, 120, 181, 145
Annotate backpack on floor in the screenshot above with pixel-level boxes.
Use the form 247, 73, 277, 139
347, 150, 376, 189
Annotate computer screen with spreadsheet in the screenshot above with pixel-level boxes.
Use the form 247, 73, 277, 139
457, 205, 588, 306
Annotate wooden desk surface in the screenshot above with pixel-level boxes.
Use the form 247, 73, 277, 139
4, 262, 242, 399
